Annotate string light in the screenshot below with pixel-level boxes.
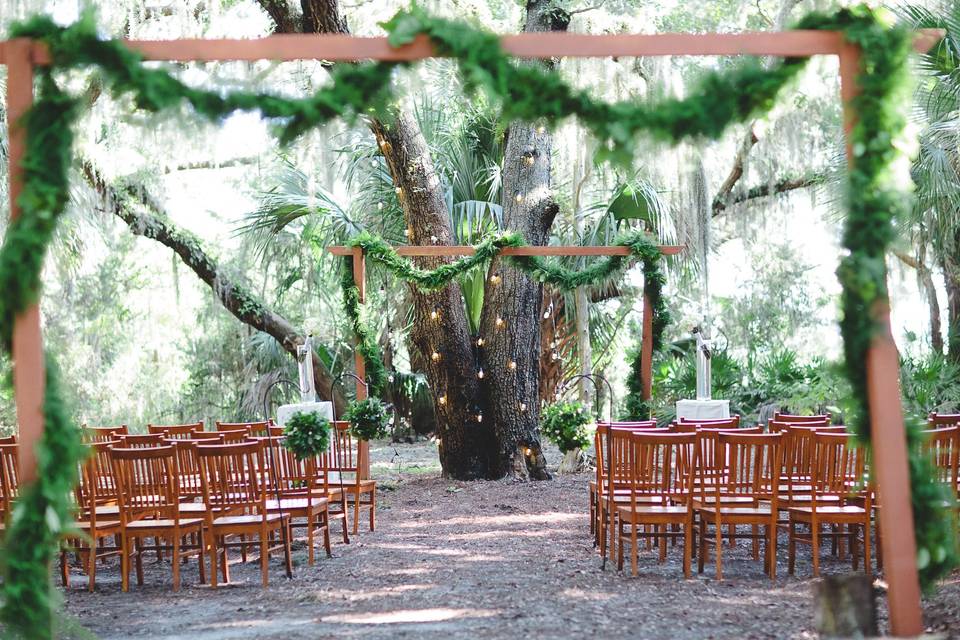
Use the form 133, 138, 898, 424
536, 125, 546, 135
476, 337, 485, 347
438, 394, 447, 406
477, 368, 485, 379
395, 186, 403, 195
477, 413, 484, 423
404, 228, 412, 238
524, 446, 533, 456
551, 352, 559, 361
430, 235, 438, 244
377, 201, 384, 210
514, 192, 524, 204
508, 360, 517, 371
489, 273, 501, 285
523, 154, 535, 166
430, 307, 440, 321
496, 316, 505, 329
520, 402, 527, 412
431, 351, 441, 363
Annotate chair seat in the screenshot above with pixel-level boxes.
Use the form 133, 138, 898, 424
789, 505, 867, 520
126, 517, 204, 529
212, 513, 285, 527
266, 498, 329, 512
616, 505, 688, 522
697, 506, 773, 519
74, 519, 121, 532
691, 496, 756, 506
178, 502, 208, 513
776, 494, 841, 504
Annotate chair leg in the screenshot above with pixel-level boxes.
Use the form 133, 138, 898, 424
811, 521, 821, 577
589, 490, 596, 539
851, 524, 859, 571
369, 488, 376, 532
134, 537, 145, 586
240, 533, 248, 563
352, 491, 361, 535
172, 534, 181, 592
616, 522, 624, 571
323, 512, 332, 558
683, 517, 692, 579
307, 516, 315, 566
209, 532, 219, 589
752, 524, 760, 560
767, 523, 777, 580
88, 543, 97, 592
220, 537, 230, 584
659, 526, 667, 563
715, 520, 723, 580
788, 518, 796, 576
863, 521, 872, 576
631, 523, 639, 577
260, 532, 269, 587
284, 521, 293, 579
198, 529, 206, 585
697, 519, 706, 574
120, 534, 130, 593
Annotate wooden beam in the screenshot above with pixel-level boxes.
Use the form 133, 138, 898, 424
5, 39, 46, 487
351, 246, 370, 480
640, 293, 654, 403
327, 245, 684, 257
4, 29, 940, 67
839, 43, 923, 637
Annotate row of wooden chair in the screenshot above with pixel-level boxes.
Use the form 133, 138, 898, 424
591, 415, 959, 580
0, 419, 378, 592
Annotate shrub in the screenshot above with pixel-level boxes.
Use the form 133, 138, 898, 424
540, 401, 592, 453
344, 397, 392, 441
283, 411, 330, 460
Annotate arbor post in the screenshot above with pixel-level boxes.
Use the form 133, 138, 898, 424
5, 39, 45, 486
352, 246, 370, 478
839, 42, 923, 637
641, 292, 654, 404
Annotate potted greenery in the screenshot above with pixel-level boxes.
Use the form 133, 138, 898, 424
540, 400, 592, 473
283, 411, 331, 460
344, 397, 392, 441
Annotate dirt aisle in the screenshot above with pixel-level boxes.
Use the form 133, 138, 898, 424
60, 445, 959, 639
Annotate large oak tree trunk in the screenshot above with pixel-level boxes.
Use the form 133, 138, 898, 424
478, 1, 568, 480
371, 115, 492, 479
941, 252, 960, 362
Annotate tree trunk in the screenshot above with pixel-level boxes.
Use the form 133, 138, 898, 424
371, 115, 493, 479
82, 161, 347, 416
895, 250, 943, 355
478, 0, 569, 480
941, 252, 960, 362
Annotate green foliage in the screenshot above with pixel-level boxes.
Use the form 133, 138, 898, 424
540, 401, 592, 453
622, 344, 648, 420
344, 397, 392, 441
0, 7, 953, 629
283, 411, 331, 461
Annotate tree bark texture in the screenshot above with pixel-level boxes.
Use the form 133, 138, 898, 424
478, 1, 568, 480
941, 252, 960, 362
895, 250, 944, 355
82, 161, 347, 416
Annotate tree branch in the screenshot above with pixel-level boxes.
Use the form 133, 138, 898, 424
712, 175, 821, 215
256, 0, 300, 34
81, 160, 347, 415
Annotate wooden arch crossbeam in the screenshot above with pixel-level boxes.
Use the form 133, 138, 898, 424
0, 26, 942, 637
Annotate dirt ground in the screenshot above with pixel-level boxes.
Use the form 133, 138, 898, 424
56, 440, 960, 640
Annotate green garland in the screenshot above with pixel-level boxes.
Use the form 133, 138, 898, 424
339, 230, 670, 410
0, 6, 954, 633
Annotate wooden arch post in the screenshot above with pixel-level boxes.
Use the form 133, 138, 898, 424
2, 25, 940, 637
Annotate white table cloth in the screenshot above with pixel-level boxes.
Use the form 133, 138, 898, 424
276, 401, 333, 426
676, 399, 730, 421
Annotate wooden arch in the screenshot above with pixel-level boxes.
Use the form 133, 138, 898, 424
0, 25, 942, 637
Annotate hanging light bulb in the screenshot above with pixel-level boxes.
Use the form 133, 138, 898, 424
524, 446, 532, 456
404, 228, 412, 238
395, 186, 403, 195
536, 125, 546, 135
520, 402, 527, 412
477, 413, 484, 423
489, 273, 501, 285
477, 368, 485, 379
476, 337, 485, 347
523, 153, 535, 167
514, 192, 524, 204
431, 351, 441, 362
508, 360, 517, 371
430, 235, 438, 244
551, 352, 559, 361
543, 309, 551, 319
377, 201, 384, 211
438, 394, 447, 406
496, 316, 505, 329
430, 307, 440, 321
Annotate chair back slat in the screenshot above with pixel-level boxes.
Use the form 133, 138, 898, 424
197, 441, 268, 513
216, 421, 271, 437
117, 433, 166, 448
187, 431, 225, 443
678, 416, 740, 429
148, 422, 202, 439
0, 443, 20, 519
697, 433, 781, 504
629, 432, 695, 505
774, 412, 831, 424
218, 429, 251, 443
109, 445, 181, 521
928, 412, 960, 428
923, 426, 959, 495
811, 433, 866, 499
84, 424, 128, 443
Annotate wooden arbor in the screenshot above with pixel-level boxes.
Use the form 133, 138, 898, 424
0, 24, 942, 636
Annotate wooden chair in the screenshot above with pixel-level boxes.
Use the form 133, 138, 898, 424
260, 436, 333, 565
0, 435, 17, 444
216, 420, 271, 437
187, 431, 225, 443
678, 415, 741, 428
148, 422, 203, 439
62, 441, 122, 591
218, 428, 251, 443
0, 442, 20, 525
788, 432, 871, 576
329, 421, 376, 535
695, 432, 782, 580
928, 412, 960, 428
116, 433, 166, 448
196, 441, 292, 587
84, 424, 128, 443
924, 426, 959, 498
615, 432, 696, 577
774, 412, 831, 424
109, 445, 206, 591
